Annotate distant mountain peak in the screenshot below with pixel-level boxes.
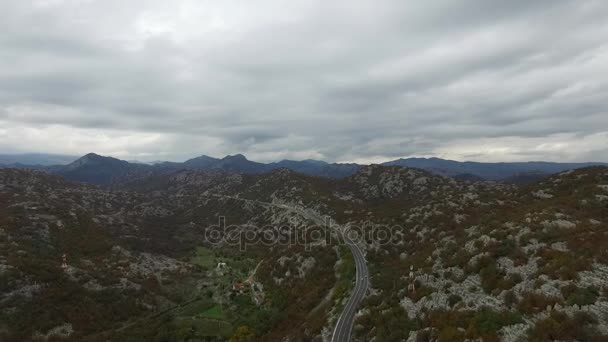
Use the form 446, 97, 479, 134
80, 152, 105, 160
73, 153, 124, 164
222, 154, 248, 161
190, 155, 217, 161
302, 159, 328, 165
61, 152, 133, 174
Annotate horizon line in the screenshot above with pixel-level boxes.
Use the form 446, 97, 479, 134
1, 151, 606, 166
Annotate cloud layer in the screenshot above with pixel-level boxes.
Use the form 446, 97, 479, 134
1, 0, 607, 162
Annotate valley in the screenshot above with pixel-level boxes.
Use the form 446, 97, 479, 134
1, 164, 608, 341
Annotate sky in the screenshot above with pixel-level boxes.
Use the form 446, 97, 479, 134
1, 0, 607, 163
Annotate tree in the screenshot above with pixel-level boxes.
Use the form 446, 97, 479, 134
228, 325, 254, 342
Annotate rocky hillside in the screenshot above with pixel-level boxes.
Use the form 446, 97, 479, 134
346, 167, 608, 341
0, 169, 336, 341
0, 165, 607, 341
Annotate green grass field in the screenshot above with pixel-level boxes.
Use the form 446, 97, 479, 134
190, 246, 215, 268
200, 305, 225, 319
174, 316, 233, 337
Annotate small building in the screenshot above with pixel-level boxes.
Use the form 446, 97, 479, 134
232, 282, 246, 294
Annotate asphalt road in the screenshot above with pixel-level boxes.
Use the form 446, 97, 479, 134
331, 232, 369, 342
206, 194, 369, 341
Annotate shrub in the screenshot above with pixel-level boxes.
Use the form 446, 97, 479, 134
479, 262, 502, 293
491, 239, 516, 258
229, 325, 255, 342
425, 309, 472, 335
408, 284, 434, 303
416, 329, 434, 342
507, 273, 523, 285
528, 311, 599, 342
518, 233, 532, 246
504, 290, 517, 308
533, 278, 545, 289
445, 249, 470, 268
517, 292, 561, 314
438, 326, 464, 342
478, 259, 521, 294
536, 249, 590, 280
448, 294, 463, 308
561, 285, 599, 306
466, 308, 523, 340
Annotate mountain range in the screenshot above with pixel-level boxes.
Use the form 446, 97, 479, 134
0, 152, 605, 185
0, 153, 79, 166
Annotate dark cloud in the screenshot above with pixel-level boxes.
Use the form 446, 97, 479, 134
0, 0, 607, 162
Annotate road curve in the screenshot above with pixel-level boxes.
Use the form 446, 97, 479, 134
206, 194, 369, 341
331, 232, 368, 342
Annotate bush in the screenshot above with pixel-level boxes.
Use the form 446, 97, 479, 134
477, 258, 521, 294
229, 325, 255, 342
438, 326, 465, 342
490, 239, 516, 258
466, 308, 523, 339
517, 292, 561, 314
528, 311, 599, 342
423, 308, 522, 341
408, 284, 434, 302
448, 294, 463, 308
507, 273, 523, 285
504, 290, 517, 308
416, 329, 434, 342
479, 262, 502, 293
561, 285, 599, 306
536, 249, 590, 280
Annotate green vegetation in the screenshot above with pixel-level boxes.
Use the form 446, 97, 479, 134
528, 310, 599, 341
408, 282, 434, 302
356, 301, 415, 341
173, 316, 233, 339
517, 292, 561, 315
191, 246, 216, 268
424, 308, 523, 341
470, 256, 521, 294
333, 245, 356, 303
448, 294, 463, 307
503, 290, 517, 308
229, 325, 255, 342
561, 284, 599, 306
536, 249, 590, 280
466, 308, 522, 338
201, 305, 225, 320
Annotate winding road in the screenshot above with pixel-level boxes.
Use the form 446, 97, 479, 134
331, 232, 369, 342
207, 194, 369, 341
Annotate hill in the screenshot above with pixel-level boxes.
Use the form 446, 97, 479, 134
1, 152, 606, 186
382, 157, 605, 181
54, 153, 153, 185
1, 165, 607, 340
0, 153, 78, 166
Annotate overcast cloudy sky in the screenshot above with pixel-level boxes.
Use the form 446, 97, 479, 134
1, 0, 607, 163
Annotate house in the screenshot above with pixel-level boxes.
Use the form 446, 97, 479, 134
232, 282, 246, 294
